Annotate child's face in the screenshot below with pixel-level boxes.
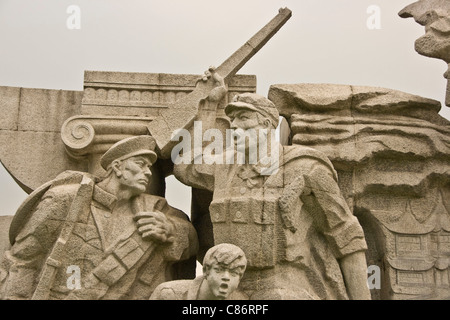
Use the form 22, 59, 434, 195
205, 263, 241, 300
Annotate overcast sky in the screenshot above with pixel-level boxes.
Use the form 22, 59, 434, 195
0, 0, 449, 216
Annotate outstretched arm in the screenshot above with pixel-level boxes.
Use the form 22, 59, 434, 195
305, 160, 371, 300
172, 67, 228, 191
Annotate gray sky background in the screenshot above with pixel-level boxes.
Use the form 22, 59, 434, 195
0, 0, 449, 216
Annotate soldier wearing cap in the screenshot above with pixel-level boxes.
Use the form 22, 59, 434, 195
173, 70, 370, 300
0, 135, 198, 300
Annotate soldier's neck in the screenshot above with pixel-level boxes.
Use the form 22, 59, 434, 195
97, 177, 135, 202
239, 135, 274, 164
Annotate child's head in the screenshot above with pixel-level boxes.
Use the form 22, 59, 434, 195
202, 243, 247, 299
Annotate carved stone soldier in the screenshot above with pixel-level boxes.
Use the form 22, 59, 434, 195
173, 70, 371, 299
0, 135, 198, 300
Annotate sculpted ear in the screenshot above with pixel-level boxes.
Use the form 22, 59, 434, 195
203, 265, 210, 278
257, 113, 272, 130
111, 160, 123, 177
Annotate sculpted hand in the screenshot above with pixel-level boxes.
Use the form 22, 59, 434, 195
134, 211, 175, 244
202, 66, 225, 84
201, 66, 227, 103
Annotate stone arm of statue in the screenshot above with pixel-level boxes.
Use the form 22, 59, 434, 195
339, 251, 371, 300
134, 211, 176, 244
161, 213, 199, 262
172, 153, 216, 192
302, 160, 371, 300
201, 66, 228, 108
133, 195, 199, 262
172, 67, 228, 191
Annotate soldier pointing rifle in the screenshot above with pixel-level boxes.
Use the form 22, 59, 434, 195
0, 135, 198, 300
173, 68, 371, 300
144, 8, 370, 299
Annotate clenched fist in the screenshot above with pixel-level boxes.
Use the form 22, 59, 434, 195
134, 211, 175, 243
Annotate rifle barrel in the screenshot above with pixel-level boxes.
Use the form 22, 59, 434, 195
217, 8, 292, 82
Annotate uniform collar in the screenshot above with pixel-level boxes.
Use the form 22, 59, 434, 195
237, 144, 281, 177
92, 184, 117, 210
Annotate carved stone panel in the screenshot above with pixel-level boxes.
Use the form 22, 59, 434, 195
269, 83, 450, 299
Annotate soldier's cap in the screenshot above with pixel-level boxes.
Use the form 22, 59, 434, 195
225, 93, 279, 128
100, 135, 158, 170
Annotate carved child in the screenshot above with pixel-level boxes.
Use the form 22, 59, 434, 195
150, 243, 248, 300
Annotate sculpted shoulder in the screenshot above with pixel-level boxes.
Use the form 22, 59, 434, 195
282, 145, 338, 181
150, 279, 193, 300
10, 171, 95, 245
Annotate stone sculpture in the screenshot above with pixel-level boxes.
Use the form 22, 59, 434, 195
0, 135, 198, 300
252, 0, 450, 299
399, 0, 450, 107
150, 243, 247, 300
0, 8, 293, 301
269, 83, 450, 300
1, 3, 449, 300
172, 69, 371, 300
147, 8, 292, 159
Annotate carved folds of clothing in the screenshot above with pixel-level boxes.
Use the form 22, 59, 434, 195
0, 171, 198, 300
174, 145, 367, 299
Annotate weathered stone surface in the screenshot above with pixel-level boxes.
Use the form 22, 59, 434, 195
0, 87, 85, 193
3, 3, 449, 301
399, 0, 450, 107
0, 131, 86, 193
82, 71, 257, 117
0, 70, 258, 300
0, 216, 12, 259
270, 83, 443, 120
447, 76, 450, 107
0, 87, 20, 131
0, 72, 256, 195
18, 88, 81, 132
269, 82, 450, 299
399, 0, 450, 64
269, 84, 449, 166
